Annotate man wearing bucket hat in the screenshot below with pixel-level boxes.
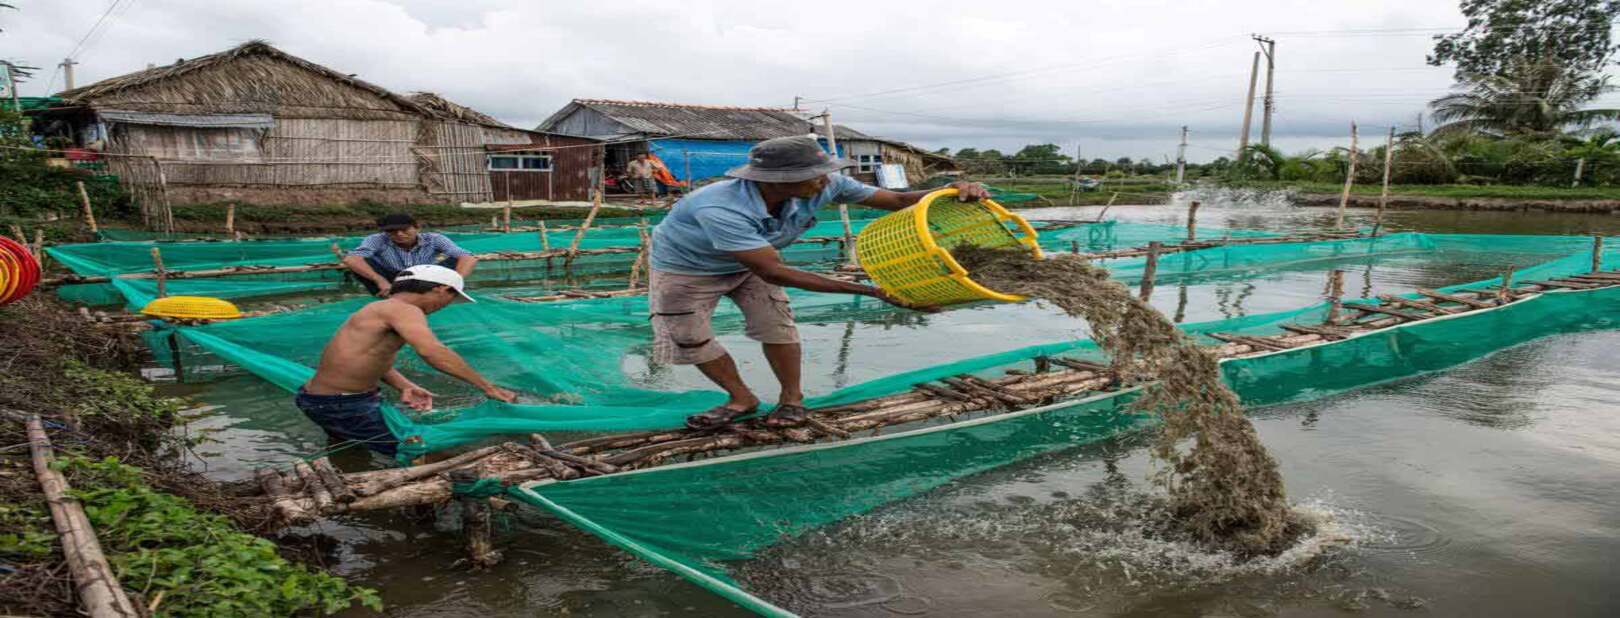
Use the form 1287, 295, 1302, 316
649, 134, 990, 430
297, 264, 517, 458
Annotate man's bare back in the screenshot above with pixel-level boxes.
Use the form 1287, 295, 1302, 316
306, 299, 415, 394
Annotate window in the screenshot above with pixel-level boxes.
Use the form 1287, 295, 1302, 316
488, 153, 552, 172
856, 154, 882, 173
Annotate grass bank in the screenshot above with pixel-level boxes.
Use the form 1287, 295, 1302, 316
0, 296, 379, 616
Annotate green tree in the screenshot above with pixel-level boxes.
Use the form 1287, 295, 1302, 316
933, 147, 951, 156
1429, 0, 1620, 82
1429, 59, 1620, 137
955, 147, 980, 159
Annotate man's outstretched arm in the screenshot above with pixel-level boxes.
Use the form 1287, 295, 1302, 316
382, 304, 516, 401
730, 246, 933, 311
858, 180, 992, 211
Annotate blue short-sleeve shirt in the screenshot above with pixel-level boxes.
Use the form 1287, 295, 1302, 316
650, 175, 878, 275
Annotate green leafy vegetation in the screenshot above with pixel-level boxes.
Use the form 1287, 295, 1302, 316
64, 456, 382, 616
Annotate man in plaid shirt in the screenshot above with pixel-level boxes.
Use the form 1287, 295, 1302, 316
343, 213, 478, 297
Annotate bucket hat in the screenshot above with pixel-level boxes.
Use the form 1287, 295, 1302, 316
725, 135, 855, 183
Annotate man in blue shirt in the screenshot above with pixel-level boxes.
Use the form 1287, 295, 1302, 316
649, 135, 990, 429
344, 213, 478, 297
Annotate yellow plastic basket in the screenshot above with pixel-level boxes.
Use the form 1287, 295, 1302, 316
855, 188, 1043, 306
140, 295, 244, 320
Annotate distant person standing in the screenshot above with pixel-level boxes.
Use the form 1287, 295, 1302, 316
343, 213, 478, 297
625, 152, 659, 204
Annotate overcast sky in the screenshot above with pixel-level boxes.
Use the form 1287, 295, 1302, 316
3, 1, 1614, 162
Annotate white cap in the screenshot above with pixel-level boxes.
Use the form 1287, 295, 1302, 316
393, 264, 475, 303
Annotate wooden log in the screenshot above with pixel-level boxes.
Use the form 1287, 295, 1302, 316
293, 461, 334, 511
26, 416, 143, 618
805, 416, 852, 439
350, 444, 504, 496
1279, 323, 1352, 339
1344, 302, 1431, 322
1413, 287, 1494, 309
77, 181, 99, 234
1138, 241, 1161, 301
1374, 126, 1395, 236
310, 458, 356, 504
914, 382, 975, 403
565, 191, 605, 267
449, 468, 502, 569
942, 376, 1022, 407
1377, 294, 1459, 315
538, 221, 551, 251
151, 247, 167, 298
1522, 279, 1601, 290
1326, 269, 1345, 323
501, 443, 578, 481
225, 203, 235, 235
1186, 200, 1200, 241
1048, 357, 1108, 373
255, 467, 313, 525
1337, 121, 1359, 229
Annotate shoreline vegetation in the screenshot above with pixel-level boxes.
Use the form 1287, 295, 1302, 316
0, 295, 380, 616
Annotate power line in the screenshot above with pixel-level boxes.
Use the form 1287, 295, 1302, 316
45, 0, 135, 94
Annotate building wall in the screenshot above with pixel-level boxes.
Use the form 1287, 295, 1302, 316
489, 133, 600, 202
105, 118, 420, 188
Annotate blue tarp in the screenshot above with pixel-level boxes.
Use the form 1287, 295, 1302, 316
649, 138, 844, 183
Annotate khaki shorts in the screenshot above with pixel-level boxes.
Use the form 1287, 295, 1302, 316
649, 269, 799, 365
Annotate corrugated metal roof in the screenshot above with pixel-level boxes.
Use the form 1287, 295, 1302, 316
566, 99, 814, 140
97, 110, 277, 128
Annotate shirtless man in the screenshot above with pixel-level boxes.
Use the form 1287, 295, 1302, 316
295, 265, 516, 457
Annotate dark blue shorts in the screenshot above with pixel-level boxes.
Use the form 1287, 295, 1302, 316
294, 388, 399, 456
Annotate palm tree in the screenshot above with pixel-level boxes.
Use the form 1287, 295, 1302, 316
1429, 60, 1620, 138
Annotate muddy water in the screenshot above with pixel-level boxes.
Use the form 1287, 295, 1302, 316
169, 195, 1620, 617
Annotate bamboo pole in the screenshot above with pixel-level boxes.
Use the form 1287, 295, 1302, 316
76, 181, 99, 234
502, 206, 512, 233
839, 204, 856, 264
1336, 122, 1359, 229
1373, 126, 1395, 236
1185, 200, 1201, 241
1594, 236, 1605, 273
26, 416, 142, 618
1497, 266, 1516, 303
1138, 241, 1161, 301
1326, 269, 1344, 323
9, 223, 27, 248
224, 203, 235, 236
32, 228, 46, 268
538, 221, 551, 251
565, 190, 605, 267
151, 247, 167, 298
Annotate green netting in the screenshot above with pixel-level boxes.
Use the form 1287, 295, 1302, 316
156, 232, 1556, 463
502, 240, 1620, 616
137, 227, 1617, 615
52, 217, 1296, 310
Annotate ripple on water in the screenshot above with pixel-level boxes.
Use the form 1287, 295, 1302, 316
1359, 514, 1451, 555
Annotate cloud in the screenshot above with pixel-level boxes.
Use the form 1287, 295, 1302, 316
0, 0, 1537, 161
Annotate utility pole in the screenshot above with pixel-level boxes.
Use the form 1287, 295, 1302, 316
1175, 126, 1188, 184
793, 95, 802, 111
1253, 35, 1275, 147
60, 58, 79, 91
815, 109, 854, 264
1237, 51, 1261, 162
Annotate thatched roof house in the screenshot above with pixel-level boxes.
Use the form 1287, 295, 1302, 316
34, 41, 597, 215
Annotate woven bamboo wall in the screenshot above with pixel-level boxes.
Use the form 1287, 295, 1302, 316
416, 120, 491, 200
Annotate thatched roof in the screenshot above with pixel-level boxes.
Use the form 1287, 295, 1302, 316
407, 91, 516, 129
56, 40, 424, 120
539, 98, 813, 140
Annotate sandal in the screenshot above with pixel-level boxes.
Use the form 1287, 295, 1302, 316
685, 404, 758, 430
762, 403, 811, 428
